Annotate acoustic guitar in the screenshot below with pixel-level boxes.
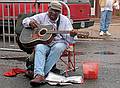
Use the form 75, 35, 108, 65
19, 25, 89, 48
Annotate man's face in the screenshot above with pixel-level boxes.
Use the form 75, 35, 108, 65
48, 8, 61, 21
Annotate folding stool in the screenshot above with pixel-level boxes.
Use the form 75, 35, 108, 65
60, 44, 76, 76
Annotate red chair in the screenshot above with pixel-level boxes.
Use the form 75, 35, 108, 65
60, 44, 76, 76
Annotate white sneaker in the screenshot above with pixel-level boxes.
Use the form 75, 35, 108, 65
106, 31, 111, 36
99, 31, 104, 36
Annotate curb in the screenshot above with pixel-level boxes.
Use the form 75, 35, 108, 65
0, 56, 27, 61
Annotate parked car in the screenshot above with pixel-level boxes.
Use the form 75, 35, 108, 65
0, 0, 94, 30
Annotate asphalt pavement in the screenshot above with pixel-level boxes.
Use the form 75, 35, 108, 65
0, 16, 120, 88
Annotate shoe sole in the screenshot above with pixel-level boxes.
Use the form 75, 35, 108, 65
30, 80, 46, 87
99, 34, 104, 36
99, 33, 104, 36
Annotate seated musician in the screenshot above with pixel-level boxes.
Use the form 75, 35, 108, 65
22, 1, 77, 87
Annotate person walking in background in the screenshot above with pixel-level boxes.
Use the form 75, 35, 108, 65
99, 0, 119, 36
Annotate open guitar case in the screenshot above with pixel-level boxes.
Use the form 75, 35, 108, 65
15, 13, 36, 74
15, 13, 36, 54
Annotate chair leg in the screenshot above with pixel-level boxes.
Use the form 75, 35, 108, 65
65, 51, 76, 76
60, 44, 77, 76
60, 55, 76, 76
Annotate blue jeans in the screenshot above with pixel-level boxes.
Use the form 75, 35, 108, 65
34, 43, 67, 76
100, 10, 112, 32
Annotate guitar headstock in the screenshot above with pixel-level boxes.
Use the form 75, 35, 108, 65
70, 29, 89, 38
77, 31, 89, 38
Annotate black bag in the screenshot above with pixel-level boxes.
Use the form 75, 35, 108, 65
26, 52, 35, 71
15, 13, 36, 54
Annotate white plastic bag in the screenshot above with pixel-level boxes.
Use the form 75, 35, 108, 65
45, 72, 83, 85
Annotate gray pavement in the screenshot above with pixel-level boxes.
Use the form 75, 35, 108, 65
0, 16, 120, 88
1, 40, 120, 88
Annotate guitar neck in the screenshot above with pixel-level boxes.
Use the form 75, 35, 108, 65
47, 30, 71, 34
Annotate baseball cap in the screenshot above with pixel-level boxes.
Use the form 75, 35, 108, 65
49, 1, 62, 12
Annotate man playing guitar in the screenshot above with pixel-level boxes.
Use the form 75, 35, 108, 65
22, 1, 77, 87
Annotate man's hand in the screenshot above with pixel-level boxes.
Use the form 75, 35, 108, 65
29, 19, 39, 29
70, 30, 78, 37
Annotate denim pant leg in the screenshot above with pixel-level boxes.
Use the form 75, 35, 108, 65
105, 11, 112, 32
44, 42, 67, 75
100, 10, 107, 32
34, 44, 50, 76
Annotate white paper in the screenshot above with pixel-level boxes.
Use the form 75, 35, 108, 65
45, 72, 83, 85
66, 76, 84, 83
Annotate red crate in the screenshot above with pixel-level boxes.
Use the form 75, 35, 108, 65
83, 62, 99, 80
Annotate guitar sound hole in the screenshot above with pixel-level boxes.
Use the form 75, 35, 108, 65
39, 29, 46, 35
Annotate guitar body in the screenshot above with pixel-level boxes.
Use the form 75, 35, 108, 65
19, 24, 81, 48
19, 25, 54, 48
